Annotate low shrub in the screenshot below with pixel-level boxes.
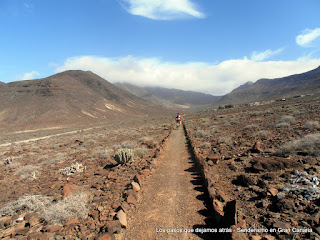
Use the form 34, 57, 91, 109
252, 130, 270, 139
193, 130, 206, 138
15, 165, 40, 180
303, 120, 319, 129
133, 146, 150, 158
41, 192, 89, 224
59, 162, 85, 175
0, 195, 52, 216
245, 124, 259, 130
277, 133, 320, 156
0, 192, 89, 224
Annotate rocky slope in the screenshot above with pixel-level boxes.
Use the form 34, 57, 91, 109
115, 82, 221, 110
219, 66, 320, 105
0, 71, 173, 131
184, 94, 320, 239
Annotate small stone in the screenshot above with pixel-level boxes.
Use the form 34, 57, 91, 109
0, 216, 12, 228
139, 168, 151, 176
264, 235, 276, 240
267, 188, 278, 197
96, 233, 114, 240
273, 222, 291, 234
89, 210, 99, 220
127, 194, 137, 205
116, 210, 127, 228
121, 201, 131, 213
15, 228, 30, 235
311, 211, 320, 225
133, 174, 142, 185
251, 235, 262, 240
62, 183, 80, 198
64, 218, 79, 226
42, 225, 62, 232
131, 181, 140, 192
105, 220, 122, 234
251, 141, 262, 153
207, 155, 220, 164
315, 226, 320, 235
207, 160, 214, 166
3, 227, 15, 237
108, 171, 117, 179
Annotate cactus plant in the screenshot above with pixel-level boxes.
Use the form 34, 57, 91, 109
114, 148, 134, 164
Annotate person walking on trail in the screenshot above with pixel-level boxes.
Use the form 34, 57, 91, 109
176, 113, 182, 128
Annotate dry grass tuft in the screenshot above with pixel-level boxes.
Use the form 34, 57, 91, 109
14, 165, 40, 180
41, 192, 89, 224
303, 120, 320, 129
275, 115, 295, 128
278, 133, 320, 156
0, 192, 89, 224
252, 130, 270, 139
0, 195, 52, 216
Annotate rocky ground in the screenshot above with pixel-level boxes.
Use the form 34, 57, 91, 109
1, 94, 320, 240
184, 95, 320, 239
0, 117, 172, 239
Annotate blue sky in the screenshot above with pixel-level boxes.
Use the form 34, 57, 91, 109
1, 0, 320, 95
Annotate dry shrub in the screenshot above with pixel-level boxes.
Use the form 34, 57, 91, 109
59, 162, 85, 175
39, 153, 67, 166
275, 122, 290, 128
276, 115, 295, 127
41, 192, 89, 224
121, 141, 136, 149
4, 158, 21, 171
217, 136, 233, 145
83, 139, 97, 146
193, 130, 206, 138
245, 124, 259, 130
303, 120, 320, 129
200, 142, 211, 149
133, 146, 150, 158
209, 125, 219, 134
278, 133, 320, 156
0, 195, 52, 216
15, 165, 40, 180
252, 130, 270, 139
0, 192, 89, 224
89, 148, 112, 159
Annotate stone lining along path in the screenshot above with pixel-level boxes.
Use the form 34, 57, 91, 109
124, 125, 216, 240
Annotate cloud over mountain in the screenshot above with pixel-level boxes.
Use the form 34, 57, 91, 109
55, 55, 320, 95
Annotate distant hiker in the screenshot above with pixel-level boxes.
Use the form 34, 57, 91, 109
176, 113, 182, 128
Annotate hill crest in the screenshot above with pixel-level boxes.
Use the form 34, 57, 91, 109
0, 70, 173, 130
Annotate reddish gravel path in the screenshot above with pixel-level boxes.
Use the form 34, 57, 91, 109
124, 126, 213, 240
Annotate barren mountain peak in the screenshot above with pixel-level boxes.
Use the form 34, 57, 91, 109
0, 71, 173, 131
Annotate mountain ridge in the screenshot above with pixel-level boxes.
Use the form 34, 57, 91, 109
0, 70, 173, 130
218, 66, 320, 105
115, 82, 221, 110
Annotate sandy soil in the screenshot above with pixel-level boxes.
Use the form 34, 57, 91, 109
124, 126, 214, 240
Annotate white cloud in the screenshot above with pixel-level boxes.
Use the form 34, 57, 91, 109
21, 71, 40, 80
120, 0, 205, 20
250, 48, 284, 61
55, 55, 320, 95
296, 28, 320, 47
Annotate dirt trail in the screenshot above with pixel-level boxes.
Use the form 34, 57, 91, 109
124, 126, 213, 240
0, 126, 97, 148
